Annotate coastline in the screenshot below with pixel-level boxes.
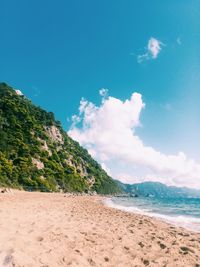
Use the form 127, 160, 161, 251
1, 191, 200, 266
104, 197, 200, 233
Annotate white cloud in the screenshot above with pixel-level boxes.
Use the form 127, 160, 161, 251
137, 37, 164, 63
101, 163, 112, 176
115, 173, 142, 184
99, 88, 108, 97
68, 92, 200, 188
99, 88, 109, 103
148, 38, 163, 58
71, 115, 81, 128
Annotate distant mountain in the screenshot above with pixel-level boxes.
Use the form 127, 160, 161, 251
116, 181, 200, 198
0, 83, 121, 194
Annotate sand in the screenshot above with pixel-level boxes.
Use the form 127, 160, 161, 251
0, 191, 200, 267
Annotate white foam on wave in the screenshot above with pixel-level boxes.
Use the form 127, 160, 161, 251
104, 198, 200, 232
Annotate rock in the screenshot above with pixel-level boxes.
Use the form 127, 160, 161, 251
45, 126, 64, 144
32, 158, 44, 170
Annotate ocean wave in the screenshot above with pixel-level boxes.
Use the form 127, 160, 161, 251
104, 198, 200, 232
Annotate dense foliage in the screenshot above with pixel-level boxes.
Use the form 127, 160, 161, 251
0, 83, 120, 194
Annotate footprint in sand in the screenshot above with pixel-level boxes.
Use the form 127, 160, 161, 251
87, 258, 95, 266
104, 257, 109, 262
3, 254, 14, 266
143, 259, 150, 266
37, 236, 44, 242
138, 242, 144, 248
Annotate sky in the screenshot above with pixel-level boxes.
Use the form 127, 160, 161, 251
1, 0, 200, 188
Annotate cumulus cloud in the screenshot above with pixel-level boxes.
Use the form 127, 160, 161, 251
99, 88, 109, 103
71, 115, 81, 128
101, 163, 112, 176
68, 91, 200, 188
137, 37, 164, 63
99, 88, 108, 97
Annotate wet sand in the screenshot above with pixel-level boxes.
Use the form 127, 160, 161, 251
0, 191, 200, 266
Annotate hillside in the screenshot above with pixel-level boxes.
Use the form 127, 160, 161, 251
0, 83, 121, 194
117, 181, 200, 198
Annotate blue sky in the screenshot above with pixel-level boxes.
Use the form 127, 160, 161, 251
1, 0, 200, 186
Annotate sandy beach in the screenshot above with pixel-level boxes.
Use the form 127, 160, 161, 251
0, 191, 200, 267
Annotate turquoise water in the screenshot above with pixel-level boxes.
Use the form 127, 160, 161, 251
106, 197, 200, 232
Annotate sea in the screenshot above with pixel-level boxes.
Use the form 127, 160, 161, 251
105, 196, 200, 232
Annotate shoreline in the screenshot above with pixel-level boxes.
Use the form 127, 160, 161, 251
104, 197, 200, 233
1, 191, 200, 266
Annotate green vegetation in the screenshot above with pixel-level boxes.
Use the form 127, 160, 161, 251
0, 83, 121, 194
